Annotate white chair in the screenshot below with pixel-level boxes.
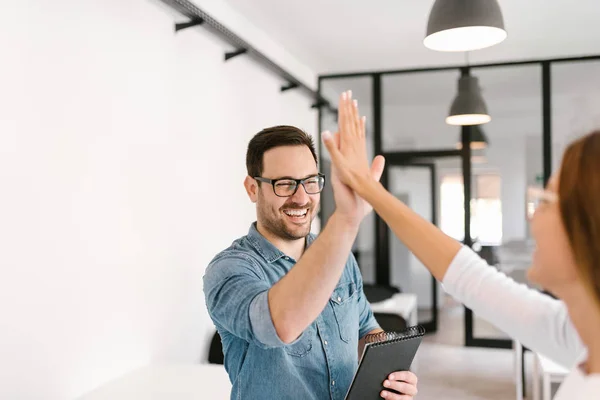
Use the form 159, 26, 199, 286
532, 353, 569, 400
514, 339, 524, 400
370, 293, 419, 370
369, 293, 418, 327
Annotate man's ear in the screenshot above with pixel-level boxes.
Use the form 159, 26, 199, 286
244, 176, 258, 203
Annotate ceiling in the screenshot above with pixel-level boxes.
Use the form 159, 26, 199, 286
223, 0, 600, 150
223, 0, 600, 74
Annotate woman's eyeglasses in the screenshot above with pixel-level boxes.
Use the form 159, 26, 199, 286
527, 187, 558, 219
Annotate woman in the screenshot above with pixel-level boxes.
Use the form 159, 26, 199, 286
322, 91, 600, 399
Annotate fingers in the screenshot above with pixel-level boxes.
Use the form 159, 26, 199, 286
331, 132, 343, 175
382, 380, 418, 397
380, 392, 413, 400
380, 371, 418, 399
322, 131, 344, 167
333, 131, 341, 149
370, 155, 386, 182
338, 89, 367, 149
352, 99, 361, 136
360, 115, 366, 138
345, 91, 360, 136
345, 92, 356, 139
339, 91, 354, 143
389, 371, 418, 386
347, 94, 361, 138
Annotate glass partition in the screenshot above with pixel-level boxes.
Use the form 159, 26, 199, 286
318, 55, 600, 348
382, 71, 461, 152
468, 64, 543, 342
320, 77, 376, 283
552, 60, 600, 170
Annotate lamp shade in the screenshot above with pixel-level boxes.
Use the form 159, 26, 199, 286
446, 75, 491, 126
456, 125, 489, 150
424, 0, 506, 52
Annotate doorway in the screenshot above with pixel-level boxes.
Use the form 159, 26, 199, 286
384, 154, 459, 333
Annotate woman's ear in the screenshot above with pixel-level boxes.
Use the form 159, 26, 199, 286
244, 176, 258, 203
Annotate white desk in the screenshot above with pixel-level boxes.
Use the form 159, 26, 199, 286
369, 293, 418, 327
78, 364, 231, 400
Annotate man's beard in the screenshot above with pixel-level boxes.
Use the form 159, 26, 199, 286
257, 201, 314, 241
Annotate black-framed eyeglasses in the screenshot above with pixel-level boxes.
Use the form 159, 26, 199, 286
254, 173, 326, 197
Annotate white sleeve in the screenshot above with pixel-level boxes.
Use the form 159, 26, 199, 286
442, 246, 586, 368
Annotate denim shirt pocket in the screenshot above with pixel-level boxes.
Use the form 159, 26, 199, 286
330, 282, 358, 343
284, 325, 314, 357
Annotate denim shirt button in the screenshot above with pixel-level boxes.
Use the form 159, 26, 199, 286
324, 340, 328, 345
332, 381, 335, 386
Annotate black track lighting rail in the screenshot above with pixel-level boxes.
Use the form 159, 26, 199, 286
159, 0, 336, 113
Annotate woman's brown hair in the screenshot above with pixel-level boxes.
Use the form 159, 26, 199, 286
559, 130, 600, 307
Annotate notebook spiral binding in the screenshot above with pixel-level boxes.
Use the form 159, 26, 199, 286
364, 325, 426, 347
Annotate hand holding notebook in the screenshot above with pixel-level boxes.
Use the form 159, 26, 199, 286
381, 370, 418, 399
345, 325, 425, 400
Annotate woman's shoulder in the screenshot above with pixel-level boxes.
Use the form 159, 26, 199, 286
576, 374, 600, 400
554, 366, 600, 400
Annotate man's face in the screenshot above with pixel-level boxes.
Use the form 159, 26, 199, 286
250, 145, 320, 241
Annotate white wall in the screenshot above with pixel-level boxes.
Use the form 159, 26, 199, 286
0, 1, 316, 399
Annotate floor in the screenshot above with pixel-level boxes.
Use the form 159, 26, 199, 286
413, 296, 533, 399
419, 300, 510, 344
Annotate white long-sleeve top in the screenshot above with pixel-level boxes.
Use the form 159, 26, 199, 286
442, 246, 600, 400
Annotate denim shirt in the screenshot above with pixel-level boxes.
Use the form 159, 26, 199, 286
203, 223, 380, 400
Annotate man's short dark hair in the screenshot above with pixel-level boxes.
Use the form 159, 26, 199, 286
246, 125, 318, 178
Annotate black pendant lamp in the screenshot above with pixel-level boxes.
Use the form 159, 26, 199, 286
446, 74, 491, 126
456, 125, 489, 150
424, 0, 507, 52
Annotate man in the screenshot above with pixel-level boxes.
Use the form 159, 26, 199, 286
204, 98, 418, 400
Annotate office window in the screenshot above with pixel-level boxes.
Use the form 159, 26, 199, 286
440, 174, 503, 245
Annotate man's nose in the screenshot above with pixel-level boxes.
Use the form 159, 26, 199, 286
290, 183, 310, 204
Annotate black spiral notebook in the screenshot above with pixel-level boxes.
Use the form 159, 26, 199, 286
344, 325, 425, 400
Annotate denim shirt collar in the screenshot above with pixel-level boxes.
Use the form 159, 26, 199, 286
247, 222, 316, 263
